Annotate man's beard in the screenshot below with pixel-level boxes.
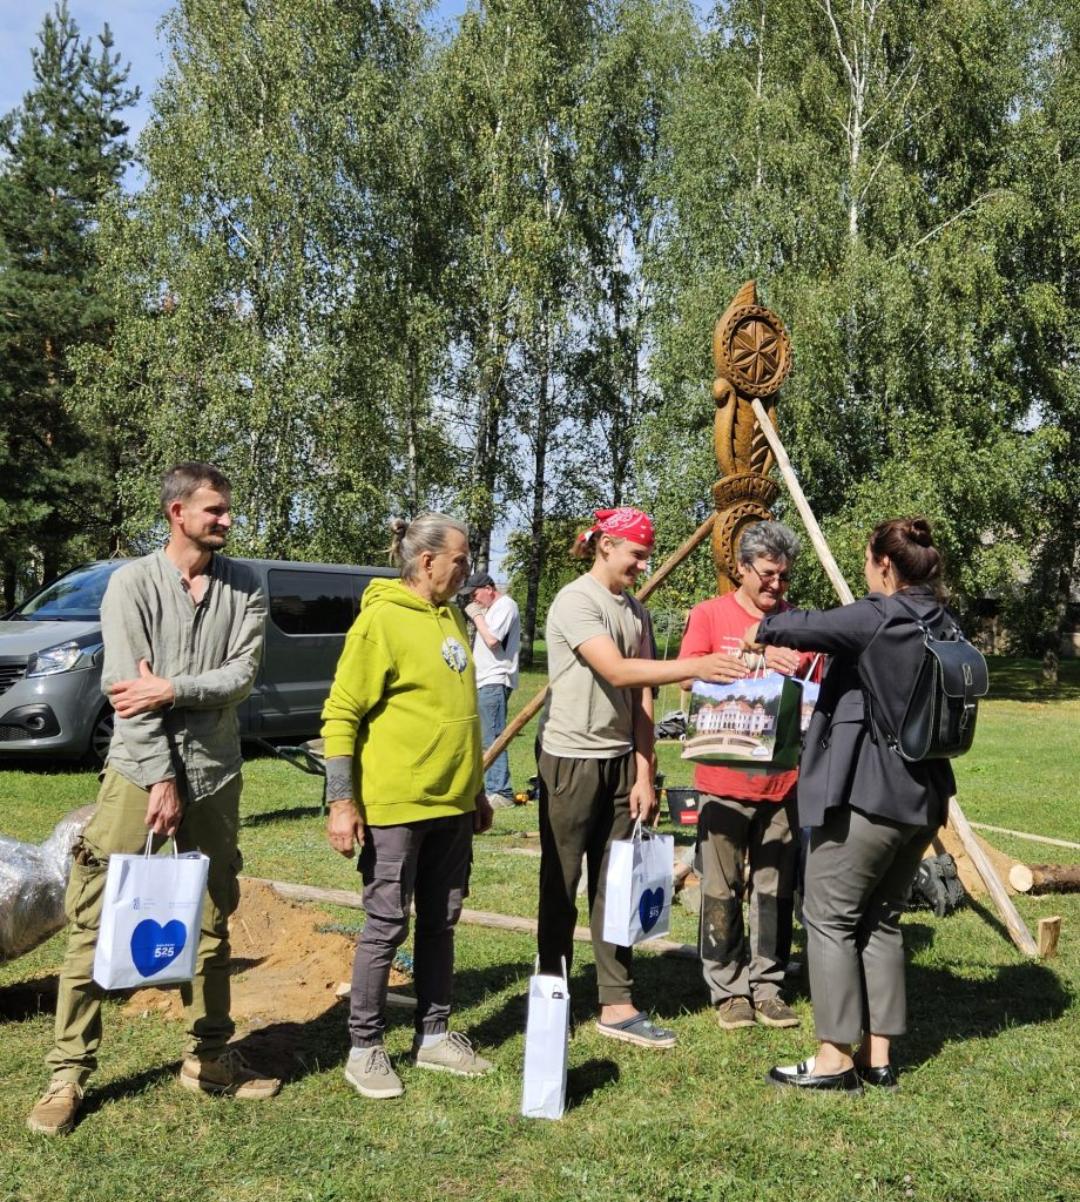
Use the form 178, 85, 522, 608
193, 529, 228, 551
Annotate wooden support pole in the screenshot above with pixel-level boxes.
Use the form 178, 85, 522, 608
750, 399, 855, 605
246, 876, 698, 962
947, 800, 1039, 956
636, 513, 716, 604
481, 513, 717, 770
482, 688, 547, 770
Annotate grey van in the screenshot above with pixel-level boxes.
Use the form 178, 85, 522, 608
0, 557, 397, 762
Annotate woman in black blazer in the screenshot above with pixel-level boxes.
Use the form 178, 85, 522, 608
744, 517, 956, 1094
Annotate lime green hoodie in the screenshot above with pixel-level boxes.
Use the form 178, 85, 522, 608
321, 578, 483, 825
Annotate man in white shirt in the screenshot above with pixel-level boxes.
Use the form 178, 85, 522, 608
462, 571, 520, 807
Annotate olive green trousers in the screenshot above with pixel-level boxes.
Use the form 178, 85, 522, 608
46, 768, 243, 1085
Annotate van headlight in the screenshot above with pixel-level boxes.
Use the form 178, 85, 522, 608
26, 641, 103, 677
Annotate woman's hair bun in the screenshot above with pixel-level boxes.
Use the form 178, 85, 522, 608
907, 517, 933, 547
389, 517, 409, 538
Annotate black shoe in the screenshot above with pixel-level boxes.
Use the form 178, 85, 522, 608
767, 1058, 863, 1095
856, 1063, 899, 1090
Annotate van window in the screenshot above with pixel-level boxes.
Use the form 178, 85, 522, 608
268, 570, 363, 635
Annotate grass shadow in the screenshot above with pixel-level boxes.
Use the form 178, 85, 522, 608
958, 894, 1016, 947
903, 956, 1071, 1068
440, 957, 536, 1052
565, 1057, 620, 1109
77, 1062, 181, 1120
985, 656, 1080, 703
230, 1002, 351, 1082
0, 973, 58, 1022
242, 804, 322, 827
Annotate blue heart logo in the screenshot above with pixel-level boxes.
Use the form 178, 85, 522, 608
130, 918, 187, 978
638, 887, 665, 934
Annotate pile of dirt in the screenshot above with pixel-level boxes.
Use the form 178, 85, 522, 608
124, 879, 410, 1025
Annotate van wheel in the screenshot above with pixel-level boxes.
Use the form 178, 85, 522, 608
89, 707, 114, 764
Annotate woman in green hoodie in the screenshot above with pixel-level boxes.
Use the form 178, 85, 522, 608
321, 513, 494, 1101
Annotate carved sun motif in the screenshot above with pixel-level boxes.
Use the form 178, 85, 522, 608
731, 318, 781, 386
715, 303, 792, 398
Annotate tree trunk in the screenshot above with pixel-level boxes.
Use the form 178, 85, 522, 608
521, 317, 551, 670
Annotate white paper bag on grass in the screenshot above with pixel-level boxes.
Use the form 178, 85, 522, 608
92, 834, 209, 991
521, 958, 570, 1121
602, 819, 674, 947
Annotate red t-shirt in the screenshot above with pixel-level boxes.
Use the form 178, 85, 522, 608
677, 592, 818, 803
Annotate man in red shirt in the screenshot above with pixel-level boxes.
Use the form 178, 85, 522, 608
678, 522, 816, 1030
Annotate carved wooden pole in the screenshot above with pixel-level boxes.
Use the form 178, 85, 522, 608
709, 280, 792, 591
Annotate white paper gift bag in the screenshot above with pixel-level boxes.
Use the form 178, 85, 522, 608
602, 819, 674, 947
92, 834, 210, 991
521, 957, 570, 1121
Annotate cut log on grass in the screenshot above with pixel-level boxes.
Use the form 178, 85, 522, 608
1008, 863, 1080, 895
1037, 916, 1062, 959
946, 800, 1038, 957
245, 876, 698, 961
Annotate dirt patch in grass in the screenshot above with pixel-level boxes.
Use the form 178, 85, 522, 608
123, 878, 409, 1025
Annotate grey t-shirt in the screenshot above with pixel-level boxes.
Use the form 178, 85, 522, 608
541, 573, 652, 759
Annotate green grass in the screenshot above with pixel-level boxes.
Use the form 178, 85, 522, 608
1, 660, 1078, 1202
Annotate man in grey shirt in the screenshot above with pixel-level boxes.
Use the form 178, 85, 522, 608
28, 462, 280, 1138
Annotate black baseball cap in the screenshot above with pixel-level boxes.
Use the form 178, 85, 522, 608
462, 571, 495, 594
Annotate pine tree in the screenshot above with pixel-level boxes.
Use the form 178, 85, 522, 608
0, 2, 137, 607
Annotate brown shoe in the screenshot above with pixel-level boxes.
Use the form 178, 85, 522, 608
27, 1080, 83, 1136
754, 997, 801, 1028
715, 997, 756, 1029
179, 1048, 281, 1099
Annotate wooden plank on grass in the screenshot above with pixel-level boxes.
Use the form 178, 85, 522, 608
245, 876, 698, 961
970, 823, 1080, 852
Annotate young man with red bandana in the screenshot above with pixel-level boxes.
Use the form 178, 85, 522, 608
537, 508, 745, 1049
678, 521, 817, 1031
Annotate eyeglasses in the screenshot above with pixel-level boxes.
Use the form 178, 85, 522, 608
746, 563, 791, 586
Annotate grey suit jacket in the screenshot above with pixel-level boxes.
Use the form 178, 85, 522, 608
758, 587, 955, 829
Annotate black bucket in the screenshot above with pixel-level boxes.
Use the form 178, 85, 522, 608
665, 787, 700, 826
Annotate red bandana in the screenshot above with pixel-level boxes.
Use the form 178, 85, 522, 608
578, 507, 655, 550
